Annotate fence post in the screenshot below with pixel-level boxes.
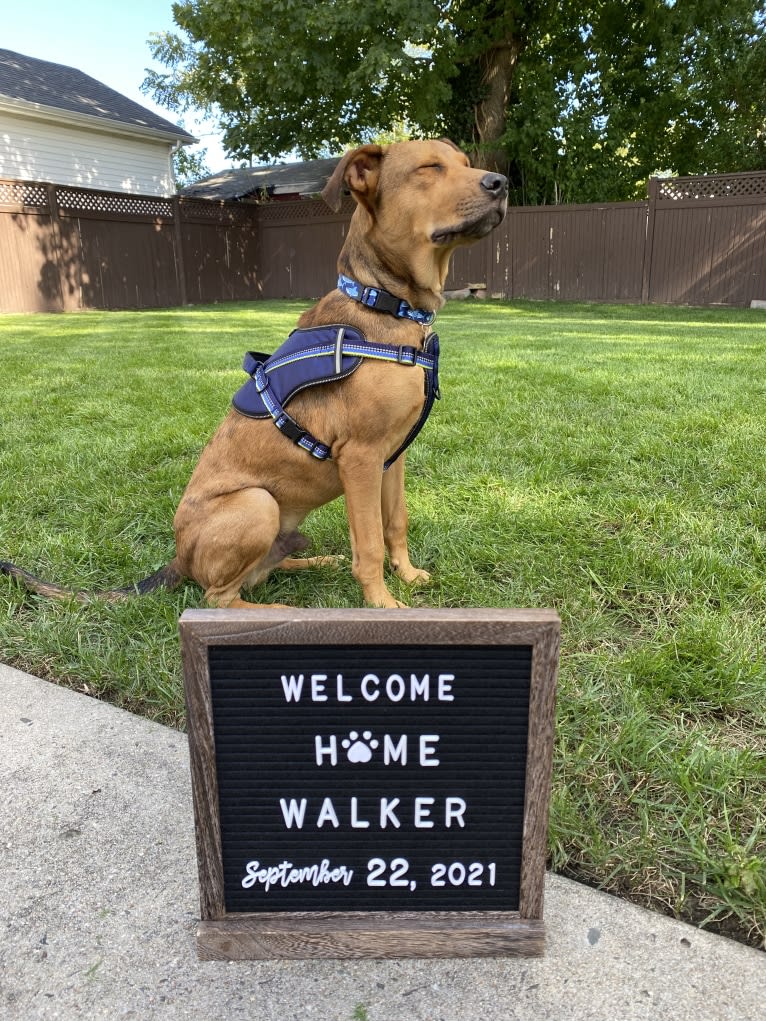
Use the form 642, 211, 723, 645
254, 204, 263, 302
45, 183, 69, 311
487, 214, 511, 298
641, 178, 658, 305
173, 195, 189, 306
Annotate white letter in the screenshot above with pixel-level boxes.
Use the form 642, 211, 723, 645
438, 673, 455, 701
410, 673, 430, 700
336, 674, 352, 702
242, 860, 261, 889
383, 734, 407, 765
419, 734, 440, 766
279, 799, 307, 829
315, 734, 338, 766
281, 674, 304, 701
317, 798, 340, 828
386, 674, 406, 701
414, 797, 435, 828
361, 674, 380, 701
311, 674, 328, 701
350, 797, 370, 829
445, 797, 467, 828
380, 797, 401, 828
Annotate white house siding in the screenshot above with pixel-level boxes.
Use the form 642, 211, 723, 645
0, 109, 176, 196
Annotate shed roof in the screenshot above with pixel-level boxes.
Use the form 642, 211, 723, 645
0, 48, 196, 143
181, 156, 341, 201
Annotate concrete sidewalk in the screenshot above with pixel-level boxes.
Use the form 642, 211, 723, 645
1, 662, 763, 1021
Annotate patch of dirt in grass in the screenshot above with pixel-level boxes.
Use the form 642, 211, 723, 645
558, 865, 765, 951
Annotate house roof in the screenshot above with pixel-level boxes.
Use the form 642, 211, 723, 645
0, 48, 196, 144
181, 157, 341, 201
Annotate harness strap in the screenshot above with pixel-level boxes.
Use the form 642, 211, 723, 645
244, 330, 440, 469
249, 339, 437, 377
253, 364, 332, 459
337, 273, 436, 326
382, 333, 441, 469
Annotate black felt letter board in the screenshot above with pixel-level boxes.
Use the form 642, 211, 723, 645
208, 644, 531, 914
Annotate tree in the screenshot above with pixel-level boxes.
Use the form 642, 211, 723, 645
494, 0, 766, 203
593, 1, 766, 180
144, 1, 538, 173
144, 0, 766, 204
173, 146, 211, 190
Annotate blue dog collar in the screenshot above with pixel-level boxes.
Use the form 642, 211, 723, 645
337, 273, 436, 326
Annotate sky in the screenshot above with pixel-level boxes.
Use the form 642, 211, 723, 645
3, 0, 233, 172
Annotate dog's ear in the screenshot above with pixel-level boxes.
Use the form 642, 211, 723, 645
322, 144, 384, 213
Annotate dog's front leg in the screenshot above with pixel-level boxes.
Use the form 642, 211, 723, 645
338, 448, 405, 608
382, 455, 431, 587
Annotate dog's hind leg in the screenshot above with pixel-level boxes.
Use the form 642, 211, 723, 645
276, 554, 345, 571
256, 529, 344, 573
175, 487, 295, 609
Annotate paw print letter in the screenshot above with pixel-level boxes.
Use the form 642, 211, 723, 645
342, 730, 379, 764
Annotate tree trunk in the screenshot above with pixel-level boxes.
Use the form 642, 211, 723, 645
472, 39, 522, 174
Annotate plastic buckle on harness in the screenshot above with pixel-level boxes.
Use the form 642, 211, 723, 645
396, 345, 418, 365
275, 414, 307, 445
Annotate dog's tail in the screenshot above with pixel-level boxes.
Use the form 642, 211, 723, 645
0, 559, 184, 603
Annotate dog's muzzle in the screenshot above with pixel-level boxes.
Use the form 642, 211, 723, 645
431, 172, 509, 245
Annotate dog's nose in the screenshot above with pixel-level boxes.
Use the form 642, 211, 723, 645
480, 173, 508, 199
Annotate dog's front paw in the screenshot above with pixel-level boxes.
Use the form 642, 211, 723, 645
395, 565, 431, 587
364, 586, 410, 609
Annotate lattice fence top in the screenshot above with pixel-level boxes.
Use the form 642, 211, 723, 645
0, 178, 356, 222
657, 171, 766, 202
179, 198, 255, 224
56, 188, 174, 218
258, 196, 355, 221
0, 180, 48, 207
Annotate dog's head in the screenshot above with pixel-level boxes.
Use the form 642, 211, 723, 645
322, 139, 508, 252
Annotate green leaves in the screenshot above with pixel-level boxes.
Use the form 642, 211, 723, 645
143, 1, 765, 198
145, 0, 448, 161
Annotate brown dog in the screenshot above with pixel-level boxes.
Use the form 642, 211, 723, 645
1, 139, 507, 608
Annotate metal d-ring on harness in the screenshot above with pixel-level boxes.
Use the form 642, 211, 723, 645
231, 277, 440, 470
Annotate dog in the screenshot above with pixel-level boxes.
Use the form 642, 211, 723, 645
1, 139, 507, 609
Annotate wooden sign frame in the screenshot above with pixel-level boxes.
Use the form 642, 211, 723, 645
179, 608, 559, 960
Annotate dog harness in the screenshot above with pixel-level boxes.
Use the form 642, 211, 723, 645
232, 322, 440, 470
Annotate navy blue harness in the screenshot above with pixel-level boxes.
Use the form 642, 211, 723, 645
232, 323, 440, 470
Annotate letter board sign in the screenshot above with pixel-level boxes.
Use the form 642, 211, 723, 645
180, 608, 559, 959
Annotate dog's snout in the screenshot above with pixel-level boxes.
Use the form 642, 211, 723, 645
480, 173, 508, 199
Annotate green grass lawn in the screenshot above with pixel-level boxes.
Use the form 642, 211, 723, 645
1, 299, 764, 947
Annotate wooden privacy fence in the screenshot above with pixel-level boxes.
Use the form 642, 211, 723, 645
0, 181, 259, 313
645, 172, 766, 306
449, 171, 766, 306
2, 171, 765, 313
